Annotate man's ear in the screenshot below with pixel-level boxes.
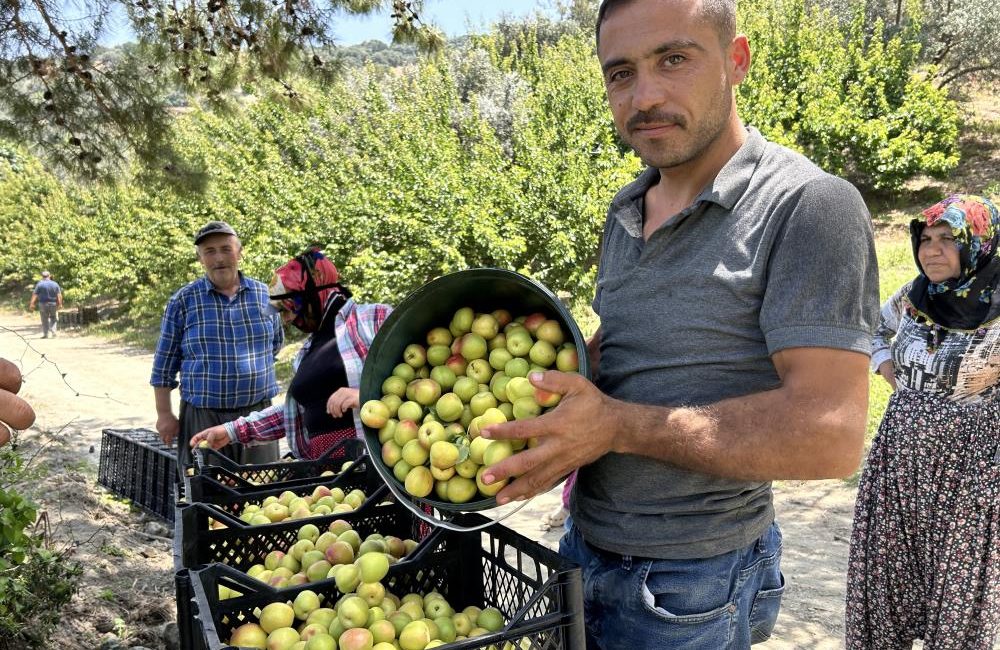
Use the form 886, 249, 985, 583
728, 35, 751, 85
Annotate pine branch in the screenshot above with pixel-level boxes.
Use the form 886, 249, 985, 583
0, 0, 439, 179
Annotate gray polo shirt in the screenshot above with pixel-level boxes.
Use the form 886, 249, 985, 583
572, 127, 879, 560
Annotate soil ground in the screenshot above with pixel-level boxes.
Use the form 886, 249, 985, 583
1, 310, 864, 649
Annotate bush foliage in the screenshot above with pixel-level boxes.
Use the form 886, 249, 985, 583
0, 443, 81, 648
825, 0, 1000, 88
0, 0, 959, 327
739, 1, 958, 192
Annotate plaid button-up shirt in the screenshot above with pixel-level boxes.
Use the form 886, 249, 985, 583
150, 274, 283, 408
224, 298, 391, 458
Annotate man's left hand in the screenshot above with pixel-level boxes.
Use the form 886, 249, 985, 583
327, 387, 360, 418
479, 371, 621, 505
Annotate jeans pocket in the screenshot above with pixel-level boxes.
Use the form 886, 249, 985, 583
638, 559, 736, 625
748, 572, 785, 644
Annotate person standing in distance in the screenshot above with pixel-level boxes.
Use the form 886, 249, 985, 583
150, 221, 282, 468
28, 270, 62, 339
478, 1, 879, 648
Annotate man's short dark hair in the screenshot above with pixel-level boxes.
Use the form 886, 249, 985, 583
596, 0, 737, 49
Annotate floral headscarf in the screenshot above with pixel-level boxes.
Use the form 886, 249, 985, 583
908, 194, 1000, 331
268, 248, 346, 333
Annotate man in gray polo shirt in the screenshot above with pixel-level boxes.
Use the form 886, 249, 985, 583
480, 0, 879, 648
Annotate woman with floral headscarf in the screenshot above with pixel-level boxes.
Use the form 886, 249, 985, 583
190, 248, 391, 459
846, 195, 1000, 649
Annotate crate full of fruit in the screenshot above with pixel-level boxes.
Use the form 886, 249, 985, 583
187, 512, 584, 649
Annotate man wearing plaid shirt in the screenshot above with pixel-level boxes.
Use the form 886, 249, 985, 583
151, 221, 282, 467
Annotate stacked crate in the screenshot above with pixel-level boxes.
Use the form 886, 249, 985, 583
171, 441, 585, 650
173, 439, 374, 650
189, 514, 584, 650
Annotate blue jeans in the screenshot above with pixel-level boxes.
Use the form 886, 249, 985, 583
559, 521, 785, 649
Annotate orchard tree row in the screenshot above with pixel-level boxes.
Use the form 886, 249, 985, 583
0, 1, 960, 329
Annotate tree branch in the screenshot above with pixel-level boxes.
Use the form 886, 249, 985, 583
937, 64, 995, 89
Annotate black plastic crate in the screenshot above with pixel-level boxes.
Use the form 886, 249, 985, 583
193, 437, 363, 481
176, 568, 206, 650
172, 488, 429, 571
172, 466, 392, 570
187, 513, 585, 650
171, 498, 438, 646
172, 478, 398, 648
97, 428, 178, 522
181, 452, 383, 509
183, 439, 366, 502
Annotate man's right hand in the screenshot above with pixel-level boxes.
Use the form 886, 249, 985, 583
156, 413, 180, 446
189, 425, 231, 450
480, 370, 620, 505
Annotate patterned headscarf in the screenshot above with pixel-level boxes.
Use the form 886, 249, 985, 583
908, 194, 1000, 330
268, 248, 346, 333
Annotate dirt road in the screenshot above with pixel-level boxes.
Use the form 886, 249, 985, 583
2, 309, 859, 648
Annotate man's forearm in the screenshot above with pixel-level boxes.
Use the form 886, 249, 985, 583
613, 350, 869, 481
615, 391, 863, 481
154, 387, 174, 416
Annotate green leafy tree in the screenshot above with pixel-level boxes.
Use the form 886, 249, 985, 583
739, 0, 959, 191
490, 26, 640, 303
0, 8, 963, 326
920, 0, 1000, 86
337, 39, 419, 68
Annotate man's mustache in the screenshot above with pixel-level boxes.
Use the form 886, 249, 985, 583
627, 110, 687, 132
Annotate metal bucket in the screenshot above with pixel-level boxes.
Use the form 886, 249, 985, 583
359, 268, 591, 514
